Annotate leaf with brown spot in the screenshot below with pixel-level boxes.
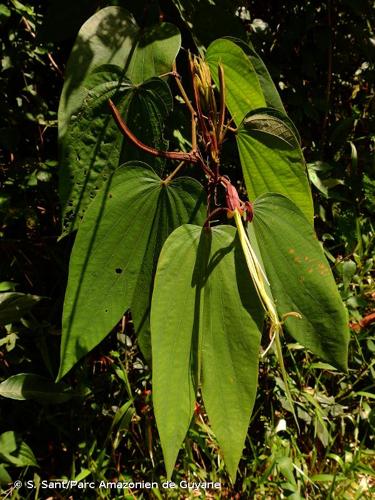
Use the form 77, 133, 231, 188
250, 193, 349, 371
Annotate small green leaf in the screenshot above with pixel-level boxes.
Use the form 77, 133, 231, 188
0, 373, 76, 403
237, 109, 313, 223
151, 225, 263, 480
336, 259, 356, 291
251, 193, 349, 371
58, 163, 205, 379
0, 292, 42, 326
0, 431, 38, 468
0, 5, 11, 18
307, 164, 344, 198
0, 464, 11, 485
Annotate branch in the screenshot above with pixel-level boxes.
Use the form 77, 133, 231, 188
108, 99, 200, 163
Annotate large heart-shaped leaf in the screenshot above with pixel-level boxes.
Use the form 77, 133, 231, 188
250, 193, 349, 371
60, 66, 173, 235
151, 224, 263, 480
237, 109, 313, 223
205, 38, 266, 125
58, 163, 205, 380
58, 6, 181, 138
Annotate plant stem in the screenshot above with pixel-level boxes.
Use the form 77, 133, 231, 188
108, 99, 199, 163
172, 62, 197, 118
163, 161, 186, 183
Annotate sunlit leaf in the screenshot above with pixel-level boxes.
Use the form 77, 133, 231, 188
58, 163, 205, 379
207, 37, 286, 119
237, 109, 313, 222
58, 6, 181, 138
251, 193, 349, 370
206, 38, 266, 125
151, 224, 263, 480
60, 66, 172, 235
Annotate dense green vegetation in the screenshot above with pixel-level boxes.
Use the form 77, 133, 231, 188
0, 1, 374, 498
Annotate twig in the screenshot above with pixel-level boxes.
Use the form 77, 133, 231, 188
163, 161, 186, 183
108, 99, 200, 163
172, 63, 197, 117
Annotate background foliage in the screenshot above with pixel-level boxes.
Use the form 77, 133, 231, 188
0, 0, 374, 498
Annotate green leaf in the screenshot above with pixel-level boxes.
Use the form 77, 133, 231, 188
224, 37, 286, 114
206, 38, 266, 125
0, 5, 11, 19
0, 464, 11, 486
307, 166, 344, 198
0, 373, 76, 403
58, 163, 205, 379
0, 431, 38, 468
151, 225, 263, 480
0, 292, 42, 326
58, 6, 180, 138
60, 67, 173, 234
237, 109, 313, 223
251, 193, 349, 371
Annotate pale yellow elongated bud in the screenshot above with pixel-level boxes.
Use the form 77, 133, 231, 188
233, 208, 301, 431
233, 209, 280, 330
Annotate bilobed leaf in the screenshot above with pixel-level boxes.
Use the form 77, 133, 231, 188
60, 68, 173, 235
251, 193, 349, 371
237, 109, 313, 223
0, 373, 76, 403
206, 38, 266, 125
58, 6, 181, 137
0, 292, 42, 326
151, 225, 263, 480
58, 163, 205, 379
